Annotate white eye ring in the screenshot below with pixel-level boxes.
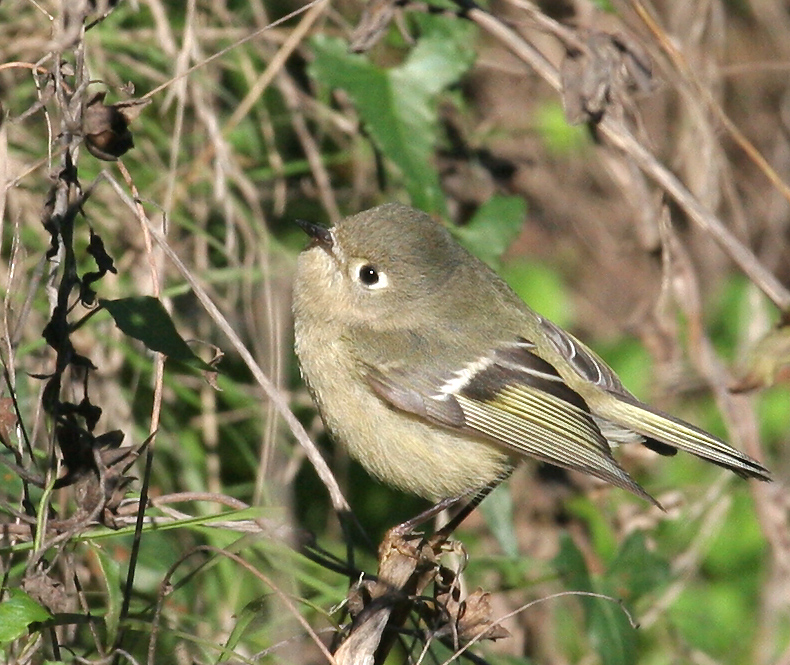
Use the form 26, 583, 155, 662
353, 261, 389, 290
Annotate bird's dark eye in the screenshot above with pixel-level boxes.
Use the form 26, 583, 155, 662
353, 261, 389, 289
358, 264, 379, 286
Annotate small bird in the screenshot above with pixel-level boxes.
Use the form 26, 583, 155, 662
292, 203, 771, 508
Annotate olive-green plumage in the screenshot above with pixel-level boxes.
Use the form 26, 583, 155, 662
292, 203, 770, 504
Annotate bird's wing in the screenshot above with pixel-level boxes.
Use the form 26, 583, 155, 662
537, 317, 772, 481
363, 338, 657, 504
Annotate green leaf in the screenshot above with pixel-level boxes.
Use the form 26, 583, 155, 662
587, 591, 636, 665
478, 482, 518, 557
554, 533, 593, 593
554, 534, 637, 665
566, 496, 618, 564
100, 296, 214, 371
91, 544, 122, 645
606, 532, 669, 602
0, 589, 52, 643
452, 195, 526, 267
310, 21, 475, 213
219, 597, 268, 663
536, 101, 590, 154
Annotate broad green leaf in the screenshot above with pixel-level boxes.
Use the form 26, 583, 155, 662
310, 20, 475, 213
100, 296, 214, 371
0, 589, 52, 643
566, 496, 618, 564
478, 482, 518, 557
587, 590, 636, 665
606, 532, 669, 602
453, 195, 526, 267
554, 533, 593, 593
554, 534, 637, 665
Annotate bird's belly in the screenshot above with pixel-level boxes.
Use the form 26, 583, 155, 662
320, 374, 511, 500
342, 412, 512, 500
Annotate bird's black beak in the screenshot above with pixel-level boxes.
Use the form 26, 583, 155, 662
296, 219, 333, 250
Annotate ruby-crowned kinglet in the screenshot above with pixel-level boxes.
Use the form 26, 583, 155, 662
293, 203, 771, 505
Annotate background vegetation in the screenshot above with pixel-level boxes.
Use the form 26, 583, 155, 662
1, 0, 789, 663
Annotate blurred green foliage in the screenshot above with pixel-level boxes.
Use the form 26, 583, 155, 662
453, 195, 527, 267
534, 101, 591, 155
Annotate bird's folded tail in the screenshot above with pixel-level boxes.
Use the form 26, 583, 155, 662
610, 395, 772, 481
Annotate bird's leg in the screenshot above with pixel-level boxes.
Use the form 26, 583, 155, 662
431, 482, 498, 546
384, 479, 502, 552
386, 495, 464, 542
